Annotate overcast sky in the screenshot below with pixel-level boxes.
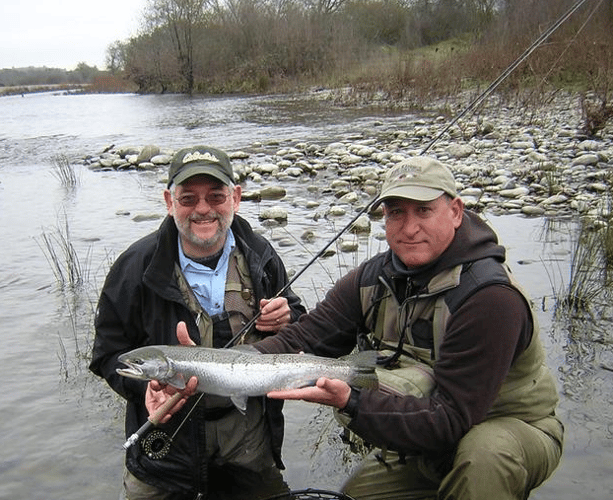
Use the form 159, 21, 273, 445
0, 0, 146, 70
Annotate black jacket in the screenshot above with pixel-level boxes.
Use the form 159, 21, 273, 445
90, 214, 305, 493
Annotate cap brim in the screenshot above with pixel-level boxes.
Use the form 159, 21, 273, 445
373, 186, 444, 208
171, 164, 232, 186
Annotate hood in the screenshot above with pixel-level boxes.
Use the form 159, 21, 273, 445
438, 210, 506, 271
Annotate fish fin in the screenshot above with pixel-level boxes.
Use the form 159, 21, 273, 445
354, 350, 378, 369
231, 395, 248, 414
166, 373, 186, 390
341, 350, 377, 370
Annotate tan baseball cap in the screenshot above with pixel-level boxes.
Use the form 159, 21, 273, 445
374, 157, 457, 207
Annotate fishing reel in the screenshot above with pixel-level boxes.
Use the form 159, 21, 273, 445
141, 429, 172, 460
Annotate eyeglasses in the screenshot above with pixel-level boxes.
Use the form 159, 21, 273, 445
175, 192, 230, 207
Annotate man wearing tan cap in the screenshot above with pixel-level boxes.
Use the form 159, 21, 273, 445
256, 156, 564, 499
90, 145, 305, 499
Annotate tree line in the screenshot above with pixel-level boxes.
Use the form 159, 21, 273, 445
0, 63, 101, 88
103, 0, 612, 96
105, 0, 496, 93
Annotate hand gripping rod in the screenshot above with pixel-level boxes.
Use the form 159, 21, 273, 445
123, 392, 183, 450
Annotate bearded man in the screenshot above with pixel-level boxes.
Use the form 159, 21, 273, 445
90, 145, 305, 500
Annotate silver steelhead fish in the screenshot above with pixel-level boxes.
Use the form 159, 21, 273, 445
117, 345, 377, 413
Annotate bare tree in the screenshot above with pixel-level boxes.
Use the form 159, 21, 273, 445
305, 0, 349, 15
144, 0, 210, 93
106, 41, 127, 74
123, 29, 180, 93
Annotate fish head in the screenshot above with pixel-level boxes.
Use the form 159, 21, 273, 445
116, 346, 174, 383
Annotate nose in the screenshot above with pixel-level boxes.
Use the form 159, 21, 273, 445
194, 197, 212, 210
399, 214, 420, 237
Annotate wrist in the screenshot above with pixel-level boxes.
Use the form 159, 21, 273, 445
340, 386, 361, 419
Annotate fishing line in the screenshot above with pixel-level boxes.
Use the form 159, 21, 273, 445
535, 0, 606, 89
278, 223, 338, 284
226, 0, 595, 347
420, 0, 594, 155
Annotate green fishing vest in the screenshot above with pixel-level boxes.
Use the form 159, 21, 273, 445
360, 257, 559, 423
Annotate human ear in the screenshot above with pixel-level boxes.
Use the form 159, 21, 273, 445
232, 185, 242, 212
450, 197, 464, 228
163, 189, 174, 216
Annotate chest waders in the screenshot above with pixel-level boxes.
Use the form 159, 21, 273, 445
172, 248, 263, 498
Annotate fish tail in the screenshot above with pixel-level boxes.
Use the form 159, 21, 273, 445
350, 350, 379, 389
352, 370, 379, 389
348, 349, 376, 368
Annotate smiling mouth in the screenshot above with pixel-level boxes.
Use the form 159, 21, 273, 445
191, 218, 218, 225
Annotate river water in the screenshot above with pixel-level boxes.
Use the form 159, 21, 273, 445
0, 91, 611, 499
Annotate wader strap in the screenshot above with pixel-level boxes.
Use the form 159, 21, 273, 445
432, 296, 447, 361
209, 311, 232, 349
224, 249, 258, 344
371, 278, 391, 342
174, 263, 212, 347
357, 278, 393, 352
368, 278, 394, 343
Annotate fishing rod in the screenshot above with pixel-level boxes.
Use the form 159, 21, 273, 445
123, 392, 183, 450
125, 0, 593, 451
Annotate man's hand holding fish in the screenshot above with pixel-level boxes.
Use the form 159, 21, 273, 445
144, 321, 198, 422
267, 377, 352, 409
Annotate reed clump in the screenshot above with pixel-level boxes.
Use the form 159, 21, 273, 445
558, 196, 613, 315
37, 215, 90, 291
51, 154, 80, 189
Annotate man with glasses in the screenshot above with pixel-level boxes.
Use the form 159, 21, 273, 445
90, 145, 305, 499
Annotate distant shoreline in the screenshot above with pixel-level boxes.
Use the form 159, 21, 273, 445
0, 83, 89, 97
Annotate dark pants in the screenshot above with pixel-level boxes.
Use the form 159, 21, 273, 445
121, 398, 289, 500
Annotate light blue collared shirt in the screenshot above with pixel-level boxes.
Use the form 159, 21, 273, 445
178, 230, 236, 316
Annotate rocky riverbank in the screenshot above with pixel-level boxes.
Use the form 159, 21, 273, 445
82, 90, 613, 225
